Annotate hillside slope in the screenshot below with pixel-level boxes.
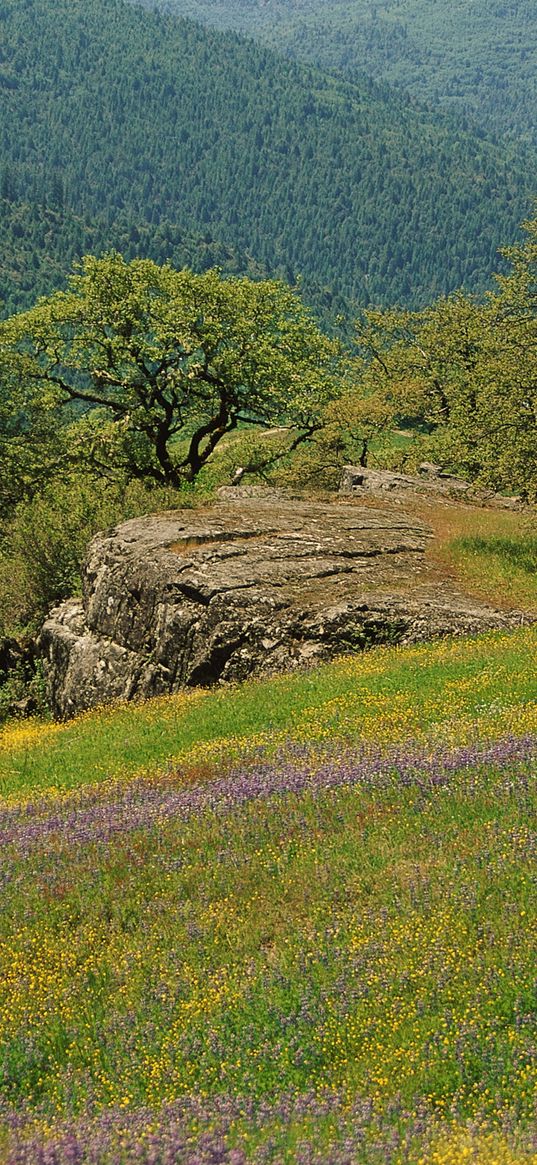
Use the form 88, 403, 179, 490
0, 198, 267, 318
1, 627, 536, 1162
0, 0, 536, 313
145, 0, 537, 143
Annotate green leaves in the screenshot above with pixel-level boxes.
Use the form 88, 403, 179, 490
347, 222, 537, 500
0, 254, 342, 489
0, 340, 65, 518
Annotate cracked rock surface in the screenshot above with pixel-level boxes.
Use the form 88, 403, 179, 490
40, 495, 529, 718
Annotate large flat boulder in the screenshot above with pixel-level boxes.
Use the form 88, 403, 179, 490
40, 494, 528, 718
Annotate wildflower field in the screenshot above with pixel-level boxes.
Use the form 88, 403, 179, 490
0, 627, 536, 1164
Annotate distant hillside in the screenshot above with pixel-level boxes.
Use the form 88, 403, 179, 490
0, 197, 357, 329
0, 199, 267, 318
146, 0, 537, 143
0, 0, 536, 316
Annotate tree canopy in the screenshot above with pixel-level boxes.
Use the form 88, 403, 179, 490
153, 0, 537, 145
0, 255, 341, 493
348, 218, 537, 500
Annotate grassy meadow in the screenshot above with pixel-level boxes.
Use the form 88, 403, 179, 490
416, 504, 537, 614
0, 626, 536, 1163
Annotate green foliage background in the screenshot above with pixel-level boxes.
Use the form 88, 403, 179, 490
145, 0, 537, 144
0, 199, 267, 319
1, 0, 536, 321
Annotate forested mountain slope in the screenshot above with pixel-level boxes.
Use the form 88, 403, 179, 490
0, 0, 536, 315
0, 198, 267, 318
146, 0, 537, 143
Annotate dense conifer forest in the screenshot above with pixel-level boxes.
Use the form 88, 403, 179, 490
147, 0, 537, 143
0, 199, 269, 318
1, 0, 536, 320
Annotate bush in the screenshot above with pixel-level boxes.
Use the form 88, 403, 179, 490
0, 656, 47, 723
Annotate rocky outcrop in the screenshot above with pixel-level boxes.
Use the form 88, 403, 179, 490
340, 464, 523, 508
40, 494, 530, 719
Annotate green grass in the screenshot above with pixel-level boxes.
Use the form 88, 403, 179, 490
1, 626, 537, 1161
406, 502, 537, 613
1, 740, 536, 1161
450, 535, 537, 609
1, 626, 536, 801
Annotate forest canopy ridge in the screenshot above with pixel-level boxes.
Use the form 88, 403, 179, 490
0, 0, 536, 321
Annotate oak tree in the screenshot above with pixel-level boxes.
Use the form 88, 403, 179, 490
1, 254, 341, 489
